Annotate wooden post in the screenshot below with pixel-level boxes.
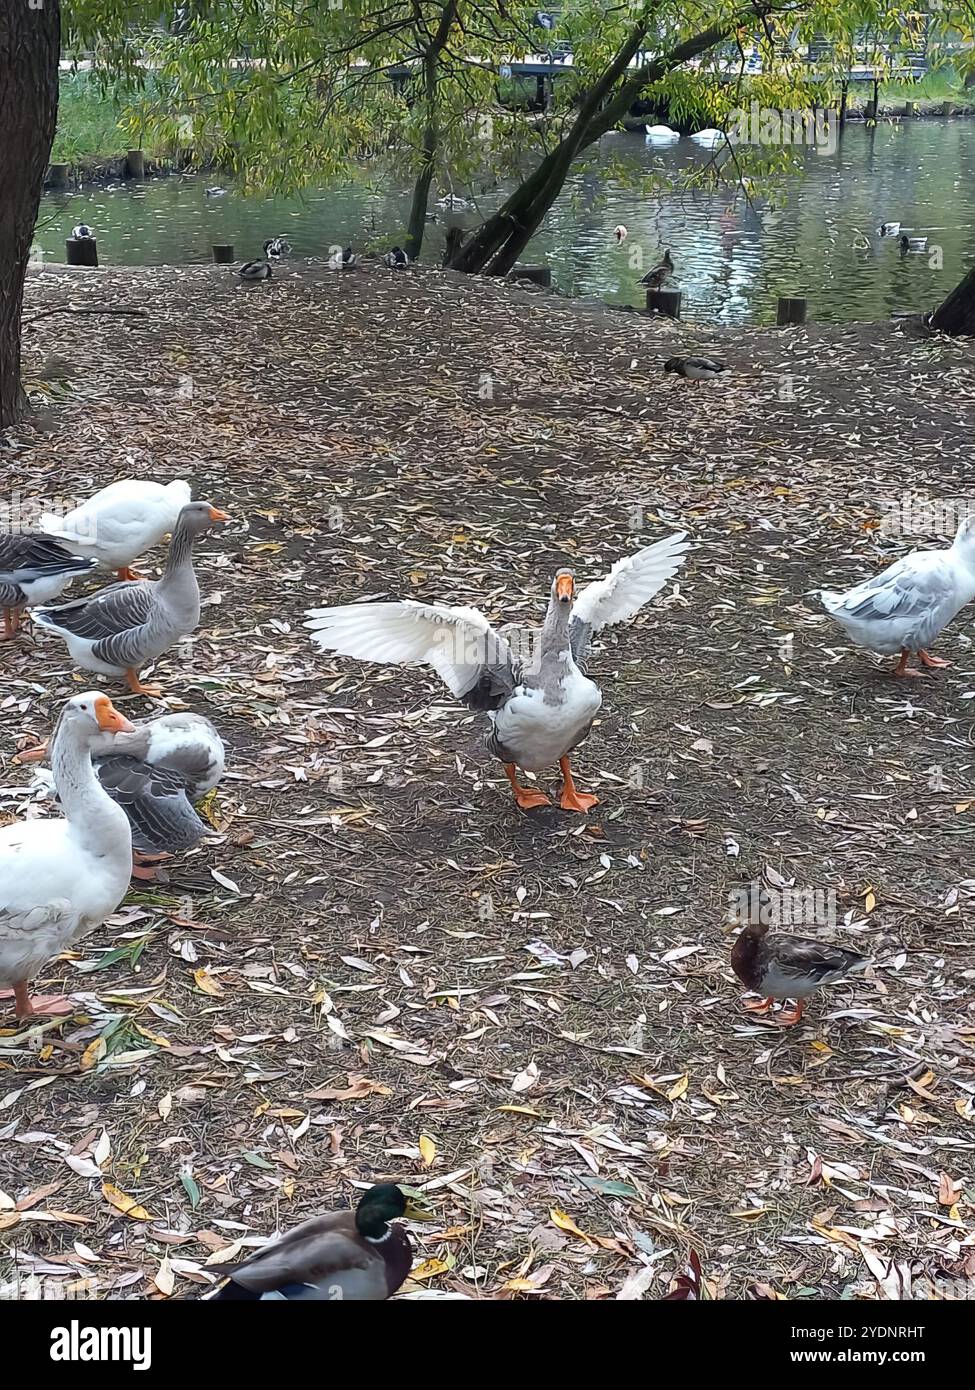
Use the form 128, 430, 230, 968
839, 79, 848, 127
212, 244, 234, 264
646, 288, 682, 318
66, 237, 98, 267
125, 149, 145, 178
47, 162, 70, 189
443, 226, 466, 267
905, 100, 917, 117
777, 296, 807, 325
508, 263, 552, 287
942, 99, 954, 117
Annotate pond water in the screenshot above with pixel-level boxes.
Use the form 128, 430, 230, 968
36, 117, 975, 326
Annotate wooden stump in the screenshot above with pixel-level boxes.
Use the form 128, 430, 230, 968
507, 264, 552, 288
646, 288, 682, 318
212, 244, 235, 264
47, 163, 70, 189
777, 295, 807, 326
66, 237, 98, 267
125, 149, 145, 179
942, 100, 954, 117
904, 100, 917, 117
443, 226, 466, 267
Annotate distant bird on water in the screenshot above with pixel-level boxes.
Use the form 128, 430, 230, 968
899, 234, 928, 254
664, 355, 727, 383
383, 246, 410, 269
204, 187, 227, 198
71, 224, 93, 240
614, 225, 628, 245
639, 249, 674, 288
876, 221, 900, 238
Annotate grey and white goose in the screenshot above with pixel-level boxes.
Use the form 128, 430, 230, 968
33, 502, 228, 697
383, 246, 410, 269
264, 237, 290, 260
20, 712, 225, 880
305, 534, 689, 812
0, 533, 97, 640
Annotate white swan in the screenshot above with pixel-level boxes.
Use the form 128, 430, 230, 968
645, 125, 680, 141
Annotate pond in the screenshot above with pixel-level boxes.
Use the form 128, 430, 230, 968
36, 117, 975, 326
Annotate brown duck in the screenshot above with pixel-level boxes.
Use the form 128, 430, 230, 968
204, 1183, 432, 1300
731, 920, 869, 1026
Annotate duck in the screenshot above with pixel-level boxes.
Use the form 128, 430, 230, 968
877, 221, 901, 238
613, 225, 628, 244
640, 250, 674, 288
264, 237, 290, 260
238, 253, 272, 282
899, 234, 927, 253
731, 919, 870, 1026
204, 187, 227, 198
664, 355, 727, 382
40, 478, 192, 580
306, 534, 689, 812
819, 516, 975, 676
0, 534, 97, 640
0, 692, 133, 1019
644, 125, 680, 141
33, 502, 229, 697
383, 246, 410, 269
19, 713, 225, 880
71, 224, 94, 240
203, 1183, 432, 1300
329, 245, 359, 270
435, 194, 471, 210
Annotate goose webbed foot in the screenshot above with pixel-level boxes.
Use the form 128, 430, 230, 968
503, 763, 551, 810
1, 607, 22, 641
558, 757, 599, 813
918, 649, 950, 669
124, 668, 162, 697
743, 996, 774, 1014
116, 566, 144, 581
892, 649, 923, 678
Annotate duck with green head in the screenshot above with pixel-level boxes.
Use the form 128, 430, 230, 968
204, 1183, 433, 1300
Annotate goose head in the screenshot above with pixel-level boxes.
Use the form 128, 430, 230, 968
552, 569, 575, 608
61, 692, 135, 742
174, 501, 230, 539
952, 514, 975, 560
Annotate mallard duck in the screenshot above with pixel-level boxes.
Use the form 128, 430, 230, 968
0, 691, 133, 1019
383, 246, 410, 269
664, 355, 726, 382
306, 535, 689, 812
19, 712, 225, 880
264, 237, 290, 260
877, 221, 901, 238
614, 225, 628, 244
640, 250, 674, 288
731, 920, 869, 1026
820, 516, 975, 676
0, 534, 97, 640
204, 1184, 432, 1300
33, 502, 228, 697
40, 478, 192, 580
899, 234, 927, 253
238, 254, 272, 282
329, 245, 359, 270
71, 224, 94, 240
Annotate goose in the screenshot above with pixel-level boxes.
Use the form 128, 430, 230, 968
383, 246, 410, 269
305, 534, 689, 812
71, 224, 94, 240
819, 515, 975, 676
877, 221, 901, 238
899, 234, 928, 253
0, 534, 97, 640
664, 355, 727, 382
203, 1184, 433, 1301
329, 246, 359, 270
644, 124, 680, 141
640, 249, 674, 288
40, 478, 192, 580
613, 225, 628, 244
33, 502, 229, 697
0, 691, 133, 1019
19, 713, 225, 880
731, 920, 869, 1027
238, 253, 272, 282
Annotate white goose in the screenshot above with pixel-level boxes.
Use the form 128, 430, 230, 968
820, 517, 975, 676
306, 535, 689, 812
0, 692, 133, 1019
41, 478, 192, 579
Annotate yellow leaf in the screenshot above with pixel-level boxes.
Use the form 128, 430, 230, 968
550, 1208, 596, 1245
419, 1135, 436, 1167
153, 1257, 175, 1297
954, 1098, 974, 1122
0, 1212, 21, 1231
864, 888, 877, 913
410, 1257, 449, 1281
497, 1105, 541, 1116
730, 1208, 769, 1220
102, 1183, 153, 1221
80, 1036, 106, 1072
193, 968, 224, 997
666, 1074, 689, 1102
157, 1092, 173, 1121
502, 1277, 542, 1292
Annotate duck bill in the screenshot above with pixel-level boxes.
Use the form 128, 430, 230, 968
401, 1193, 436, 1222
95, 697, 135, 734
555, 575, 574, 603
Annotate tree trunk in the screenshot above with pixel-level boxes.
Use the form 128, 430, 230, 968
0, 0, 60, 428
404, 0, 458, 262
931, 262, 975, 335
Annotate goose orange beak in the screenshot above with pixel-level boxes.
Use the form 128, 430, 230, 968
208, 506, 230, 522
94, 696, 135, 734
555, 574, 574, 602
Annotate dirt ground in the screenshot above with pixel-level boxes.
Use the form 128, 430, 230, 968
1, 259, 973, 1301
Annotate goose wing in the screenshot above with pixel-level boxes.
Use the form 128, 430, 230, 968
305, 600, 520, 709
34, 580, 156, 668
94, 756, 208, 855
823, 552, 958, 642
569, 533, 689, 662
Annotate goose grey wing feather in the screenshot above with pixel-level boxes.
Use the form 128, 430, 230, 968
94, 756, 207, 854
40, 581, 156, 667
460, 628, 522, 710
568, 616, 593, 665
835, 557, 956, 645
0, 578, 22, 607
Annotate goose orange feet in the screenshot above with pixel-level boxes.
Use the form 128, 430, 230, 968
2, 607, 22, 641
558, 757, 599, 813
743, 996, 774, 1014
503, 763, 551, 811
918, 649, 950, 669
124, 668, 162, 697
892, 649, 923, 678
116, 567, 144, 582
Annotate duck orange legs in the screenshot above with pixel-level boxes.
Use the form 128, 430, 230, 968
776, 999, 806, 1027
503, 763, 551, 810
2, 607, 22, 641
124, 668, 162, 697
558, 757, 599, 813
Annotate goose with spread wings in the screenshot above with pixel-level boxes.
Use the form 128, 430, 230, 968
306, 534, 689, 812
